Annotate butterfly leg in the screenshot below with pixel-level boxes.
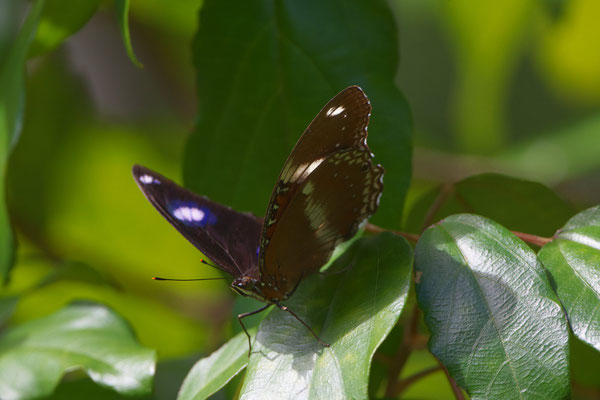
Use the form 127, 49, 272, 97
273, 301, 330, 348
238, 304, 272, 357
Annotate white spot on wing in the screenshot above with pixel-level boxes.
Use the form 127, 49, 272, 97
326, 106, 345, 117
140, 174, 160, 184
173, 206, 205, 223
289, 157, 325, 182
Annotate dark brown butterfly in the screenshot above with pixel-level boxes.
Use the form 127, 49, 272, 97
133, 86, 384, 354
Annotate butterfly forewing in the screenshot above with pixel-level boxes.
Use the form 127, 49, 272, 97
132, 165, 262, 277
259, 86, 372, 270
259, 148, 383, 297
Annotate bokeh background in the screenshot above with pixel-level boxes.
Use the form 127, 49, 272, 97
2, 0, 600, 398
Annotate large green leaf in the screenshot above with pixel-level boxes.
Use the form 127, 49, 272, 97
0, 302, 156, 399
237, 233, 412, 399
178, 329, 253, 400
415, 214, 570, 399
28, 0, 100, 57
404, 173, 573, 236
186, 0, 412, 228
538, 205, 600, 352
0, 0, 44, 284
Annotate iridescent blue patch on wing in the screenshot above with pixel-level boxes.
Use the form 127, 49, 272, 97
168, 201, 217, 227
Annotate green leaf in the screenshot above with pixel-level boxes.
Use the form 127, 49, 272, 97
538, 205, 600, 352
115, 0, 143, 68
239, 233, 412, 399
50, 355, 199, 399
570, 334, 600, 390
177, 329, 253, 400
28, 0, 100, 57
0, 302, 156, 399
404, 173, 573, 236
415, 214, 570, 399
186, 0, 412, 228
0, 0, 45, 284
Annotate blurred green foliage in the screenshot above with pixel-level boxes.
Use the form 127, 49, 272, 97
0, 0, 599, 398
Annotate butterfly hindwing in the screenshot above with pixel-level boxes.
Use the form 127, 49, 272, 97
132, 165, 262, 277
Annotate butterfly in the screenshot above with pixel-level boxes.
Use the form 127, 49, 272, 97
133, 86, 384, 355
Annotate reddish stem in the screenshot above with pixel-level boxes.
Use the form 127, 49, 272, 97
510, 230, 551, 247
437, 359, 465, 400
395, 366, 442, 395
365, 224, 552, 247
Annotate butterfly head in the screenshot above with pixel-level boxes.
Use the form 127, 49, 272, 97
231, 276, 266, 302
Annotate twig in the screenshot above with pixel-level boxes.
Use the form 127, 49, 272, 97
510, 231, 551, 247
395, 365, 442, 395
365, 223, 418, 242
421, 183, 454, 232
437, 359, 465, 400
365, 224, 552, 247
384, 306, 421, 397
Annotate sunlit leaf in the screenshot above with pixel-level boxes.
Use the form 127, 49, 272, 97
0, 302, 156, 399
187, 0, 412, 228
115, 0, 143, 68
50, 355, 199, 400
178, 329, 253, 400
0, 0, 44, 284
538, 205, 600, 351
13, 277, 208, 359
415, 214, 570, 399
239, 233, 412, 399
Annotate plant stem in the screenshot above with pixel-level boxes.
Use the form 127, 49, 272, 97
437, 359, 465, 400
384, 305, 420, 397
365, 223, 419, 242
510, 230, 551, 246
421, 183, 455, 232
395, 366, 442, 395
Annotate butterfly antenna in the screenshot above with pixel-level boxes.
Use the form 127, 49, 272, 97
152, 276, 227, 281
200, 259, 221, 268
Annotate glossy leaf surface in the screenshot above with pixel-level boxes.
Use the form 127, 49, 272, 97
415, 214, 570, 399
239, 233, 412, 399
0, 302, 156, 399
539, 205, 600, 351
187, 0, 412, 228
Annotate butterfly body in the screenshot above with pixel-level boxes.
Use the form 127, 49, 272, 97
133, 86, 383, 353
